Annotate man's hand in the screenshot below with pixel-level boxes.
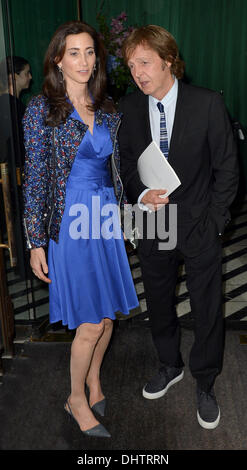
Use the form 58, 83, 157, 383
141, 189, 169, 211
30, 247, 51, 283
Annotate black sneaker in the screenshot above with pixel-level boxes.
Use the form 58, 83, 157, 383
197, 387, 220, 429
142, 366, 184, 399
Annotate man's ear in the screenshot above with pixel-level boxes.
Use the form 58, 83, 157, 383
165, 60, 172, 69
161, 60, 172, 71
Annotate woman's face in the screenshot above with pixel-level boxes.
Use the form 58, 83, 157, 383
57, 32, 96, 88
16, 64, 32, 91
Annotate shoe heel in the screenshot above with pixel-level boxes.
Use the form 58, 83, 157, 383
64, 399, 110, 438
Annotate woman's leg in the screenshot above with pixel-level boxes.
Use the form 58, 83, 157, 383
86, 318, 113, 407
66, 320, 105, 431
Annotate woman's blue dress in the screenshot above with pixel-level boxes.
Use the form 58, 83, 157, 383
48, 109, 138, 329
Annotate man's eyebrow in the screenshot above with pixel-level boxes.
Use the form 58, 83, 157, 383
128, 56, 150, 63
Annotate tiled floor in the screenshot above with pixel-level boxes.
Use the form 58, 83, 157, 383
5, 198, 247, 330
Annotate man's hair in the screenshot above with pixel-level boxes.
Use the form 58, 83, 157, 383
122, 25, 185, 79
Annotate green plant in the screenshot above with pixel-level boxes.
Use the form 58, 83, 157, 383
96, 11, 134, 94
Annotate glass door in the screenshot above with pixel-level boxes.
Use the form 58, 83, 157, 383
0, 0, 50, 359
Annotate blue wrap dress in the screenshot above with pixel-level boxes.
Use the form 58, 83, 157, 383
48, 108, 138, 329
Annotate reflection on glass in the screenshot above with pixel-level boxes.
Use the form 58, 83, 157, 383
0, 55, 32, 167
0, 3, 48, 332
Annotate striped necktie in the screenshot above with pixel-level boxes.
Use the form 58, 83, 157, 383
157, 101, 169, 159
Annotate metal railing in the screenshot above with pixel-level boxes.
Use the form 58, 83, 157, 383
0, 162, 17, 267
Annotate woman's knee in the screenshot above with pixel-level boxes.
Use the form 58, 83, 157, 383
104, 318, 113, 330
76, 320, 105, 343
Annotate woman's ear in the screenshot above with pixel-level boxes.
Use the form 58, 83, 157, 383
54, 57, 62, 68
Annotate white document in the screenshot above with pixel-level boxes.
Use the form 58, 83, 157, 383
137, 141, 181, 197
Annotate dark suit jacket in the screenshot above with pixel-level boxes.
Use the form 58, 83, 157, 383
118, 80, 239, 257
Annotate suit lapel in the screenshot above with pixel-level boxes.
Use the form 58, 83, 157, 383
139, 81, 191, 162
138, 84, 191, 162
169, 80, 189, 162
138, 93, 152, 147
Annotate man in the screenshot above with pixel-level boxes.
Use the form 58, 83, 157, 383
118, 25, 239, 429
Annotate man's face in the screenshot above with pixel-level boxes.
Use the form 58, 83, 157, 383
127, 43, 174, 100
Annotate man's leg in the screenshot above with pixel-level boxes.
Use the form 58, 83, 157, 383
139, 245, 184, 398
184, 239, 223, 428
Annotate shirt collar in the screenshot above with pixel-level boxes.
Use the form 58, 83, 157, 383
149, 77, 178, 111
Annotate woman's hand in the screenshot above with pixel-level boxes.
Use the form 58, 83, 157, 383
30, 247, 51, 283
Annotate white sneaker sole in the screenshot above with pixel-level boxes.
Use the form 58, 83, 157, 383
197, 408, 220, 429
142, 370, 184, 399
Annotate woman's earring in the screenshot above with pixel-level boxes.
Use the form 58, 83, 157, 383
92, 63, 96, 78
58, 66, 64, 84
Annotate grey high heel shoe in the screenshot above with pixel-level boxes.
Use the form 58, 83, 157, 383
91, 398, 106, 417
85, 385, 106, 417
64, 400, 111, 438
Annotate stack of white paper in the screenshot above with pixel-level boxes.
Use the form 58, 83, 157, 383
137, 141, 181, 197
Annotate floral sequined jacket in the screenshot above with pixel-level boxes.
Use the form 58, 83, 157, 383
22, 95, 123, 249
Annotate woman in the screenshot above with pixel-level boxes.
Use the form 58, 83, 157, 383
0, 55, 32, 100
6, 56, 32, 99
0, 56, 32, 166
22, 21, 138, 438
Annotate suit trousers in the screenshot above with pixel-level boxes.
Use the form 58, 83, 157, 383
138, 238, 224, 392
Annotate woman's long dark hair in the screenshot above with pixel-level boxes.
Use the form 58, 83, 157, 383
43, 21, 114, 126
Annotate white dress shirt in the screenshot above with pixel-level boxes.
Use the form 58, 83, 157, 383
138, 77, 178, 210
